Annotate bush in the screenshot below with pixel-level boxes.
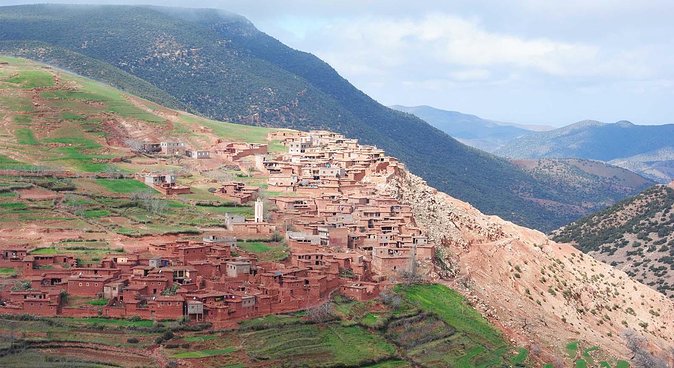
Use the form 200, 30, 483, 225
127, 337, 139, 344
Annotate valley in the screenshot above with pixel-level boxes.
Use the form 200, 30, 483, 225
0, 57, 669, 367
0, 3, 655, 233
0, 3, 673, 367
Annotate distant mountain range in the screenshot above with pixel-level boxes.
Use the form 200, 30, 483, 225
552, 183, 674, 298
390, 105, 548, 152
495, 120, 674, 182
0, 4, 655, 231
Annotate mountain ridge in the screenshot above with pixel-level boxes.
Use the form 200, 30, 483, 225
0, 3, 659, 232
389, 104, 533, 152
495, 119, 674, 182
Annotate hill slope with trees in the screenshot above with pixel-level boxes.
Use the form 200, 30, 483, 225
552, 184, 674, 298
0, 4, 653, 231
496, 120, 674, 183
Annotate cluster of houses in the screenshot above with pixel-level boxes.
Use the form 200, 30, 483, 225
0, 129, 435, 324
0, 236, 379, 323
139, 140, 267, 162
264, 130, 436, 278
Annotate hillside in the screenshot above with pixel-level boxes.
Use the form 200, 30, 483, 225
390, 105, 533, 152
2, 57, 671, 367
379, 169, 674, 366
0, 4, 648, 232
495, 120, 674, 183
552, 185, 674, 299
0, 56, 531, 368
512, 158, 654, 217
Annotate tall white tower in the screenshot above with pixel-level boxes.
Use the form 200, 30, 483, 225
254, 198, 264, 223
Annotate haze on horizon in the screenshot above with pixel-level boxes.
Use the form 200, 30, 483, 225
4, 0, 674, 127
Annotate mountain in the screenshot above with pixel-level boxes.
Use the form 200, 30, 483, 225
0, 4, 646, 233
1, 57, 672, 366
512, 158, 654, 217
390, 105, 536, 152
495, 120, 674, 182
552, 184, 674, 299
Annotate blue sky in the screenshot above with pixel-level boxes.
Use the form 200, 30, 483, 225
4, 0, 674, 127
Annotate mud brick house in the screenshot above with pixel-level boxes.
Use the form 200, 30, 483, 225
287, 231, 322, 247
213, 141, 268, 161
160, 141, 185, 155
68, 274, 115, 297
140, 173, 191, 195
340, 282, 381, 301
140, 142, 161, 153
185, 149, 211, 159
214, 182, 260, 204
371, 247, 414, 277
1, 290, 62, 316
0, 246, 30, 262
22, 254, 77, 274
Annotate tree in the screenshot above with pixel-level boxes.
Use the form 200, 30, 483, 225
124, 139, 145, 154
306, 301, 335, 323
379, 290, 402, 309
131, 192, 167, 215
623, 329, 668, 368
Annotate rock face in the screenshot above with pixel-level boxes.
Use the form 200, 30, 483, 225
378, 168, 674, 364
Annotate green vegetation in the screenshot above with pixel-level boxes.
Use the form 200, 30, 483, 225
182, 335, 217, 343
172, 347, 236, 359
61, 317, 155, 328
95, 179, 155, 194
237, 241, 289, 262
30, 247, 58, 255
397, 284, 505, 347
0, 155, 35, 170
512, 347, 529, 366
81, 209, 111, 218
87, 298, 108, 306
241, 324, 395, 366
394, 284, 513, 367
15, 128, 39, 145
567, 341, 579, 358
0, 267, 17, 277
6, 70, 54, 88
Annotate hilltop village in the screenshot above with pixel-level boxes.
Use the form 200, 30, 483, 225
0, 130, 436, 325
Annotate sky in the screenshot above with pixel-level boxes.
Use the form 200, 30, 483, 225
3, 0, 674, 127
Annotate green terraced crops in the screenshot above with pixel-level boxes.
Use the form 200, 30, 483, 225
182, 335, 217, 343
61, 317, 155, 328
395, 284, 513, 367
0, 155, 35, 170
81, 209, 111, 218
15, 128, 38, 145
95, 179, 155, 194
30, 247, 58, 255
241, 324, 395, 366
172, 347, 236, 359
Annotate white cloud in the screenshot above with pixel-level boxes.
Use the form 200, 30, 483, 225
301, 13, 651, 80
